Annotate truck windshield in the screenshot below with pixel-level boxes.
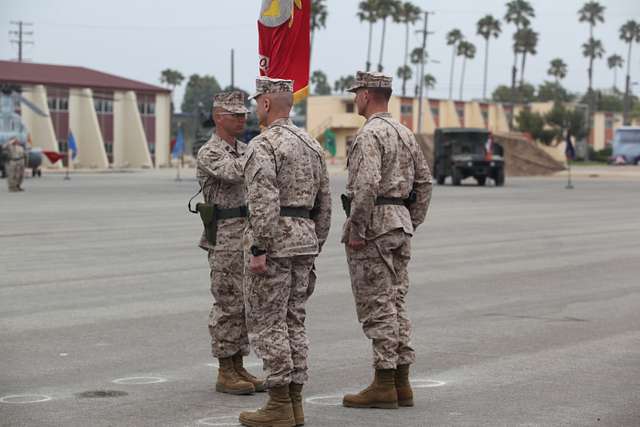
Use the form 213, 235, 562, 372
445, 132, 488, 155
615, 129, 640, 144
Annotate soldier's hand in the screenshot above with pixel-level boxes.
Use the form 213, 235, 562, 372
249, 254, 267, 274
348, 239, 366, 250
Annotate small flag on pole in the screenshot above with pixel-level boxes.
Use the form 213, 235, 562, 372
172, 127, 184, 159
68, 132, 78, 160
485, 133, 494, 161
258, 0, 311, 103
565, 130, 575, 160
42, 150, 64, 164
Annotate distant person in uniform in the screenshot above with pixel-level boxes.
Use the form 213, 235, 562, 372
4, 138, 25, 192
341, 71, 433, 410
196, 91, 265, 396
238, 77, 332, 427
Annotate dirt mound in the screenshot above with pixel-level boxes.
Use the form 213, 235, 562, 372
493, 132, 565, 176
415, 132, 565, 176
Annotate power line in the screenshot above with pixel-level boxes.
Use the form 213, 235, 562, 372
9, 20, 34, 62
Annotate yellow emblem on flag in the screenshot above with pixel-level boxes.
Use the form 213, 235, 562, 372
262, 0, 280, 18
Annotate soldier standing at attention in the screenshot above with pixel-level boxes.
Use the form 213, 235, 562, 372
196, 91, 265, 396
5, 138, 25, 192
239, 77, 332, 427
341, 71, 433, 410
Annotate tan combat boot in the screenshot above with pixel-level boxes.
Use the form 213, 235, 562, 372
239, 384, 295, 427
216, 357, 255, 395
342, 369, 398, 409
289, 383, 304, 426
395, 364, 414, 407
233, 352, 266, 392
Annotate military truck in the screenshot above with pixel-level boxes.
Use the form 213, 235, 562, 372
433, 128, 505, 186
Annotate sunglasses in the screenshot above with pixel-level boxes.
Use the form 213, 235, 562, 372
218, 112, 248, 119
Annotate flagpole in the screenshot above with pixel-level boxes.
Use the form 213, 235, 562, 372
566, 160, 573, 189
64, 149, 71, 181
565, 129, 574, 190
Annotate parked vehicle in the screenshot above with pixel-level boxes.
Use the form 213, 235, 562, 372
433, 128, 505, 186
610, 127, 640, 165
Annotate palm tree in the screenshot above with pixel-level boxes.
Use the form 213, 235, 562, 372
357, 0, 379, 72
476, 15, 501, 100
514, 27, 538, 87
160, 69, 184, 112
578, 1, 605, 94
505, 0, 535, 101
424, 73, 436, 98
410, 47, 426, 96
446, 29, 464, 100
311, 70, 332, 95
457, 40, 476, 100
619, 20, 640, 124
396, 66, 413, 96
311, 0, 328, 51
376, 0, 401, 72
607, 54, 624, 90
334, 75, 356, 94
581, 38, 605, 89
396, 2, 422, 96
547, 58, 568, 84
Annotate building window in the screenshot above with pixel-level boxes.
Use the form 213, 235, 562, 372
48, 98, 57, 111
456, 108, 464, 119
345, 102, 355, 113
605, 118, 613, 129
147, 102, 155, 115
58, 98, 68, 111
400, 104, 413, 114
138, 102, 145, 115
430, 107, 439, 117
95, 99, 103, 113
481, 111, 489, 123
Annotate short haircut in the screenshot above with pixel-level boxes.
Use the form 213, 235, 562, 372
368, 87, 392, 102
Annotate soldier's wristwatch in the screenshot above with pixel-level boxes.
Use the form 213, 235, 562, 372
250, 245, 267, 256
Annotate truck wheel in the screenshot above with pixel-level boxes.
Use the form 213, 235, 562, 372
476, 176, 486, 186
495, 169, 505, 187
436, 174, 446, 185
452, 168, 462, 186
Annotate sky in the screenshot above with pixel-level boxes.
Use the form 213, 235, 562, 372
1, 0, 639, 112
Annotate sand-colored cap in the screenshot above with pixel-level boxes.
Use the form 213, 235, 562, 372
347, 71, 393, 93
213, 91, 250, 114
249, 76, 294, 100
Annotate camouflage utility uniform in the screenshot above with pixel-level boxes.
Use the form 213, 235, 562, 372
196, 92, 252, 361
243, 80, 332, 389
5, 141, 25, 192
343, 73, 433, 370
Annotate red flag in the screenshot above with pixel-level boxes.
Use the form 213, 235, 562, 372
258, 0, 310, 103
485, 133, 494, 161
42, 150, 64, 164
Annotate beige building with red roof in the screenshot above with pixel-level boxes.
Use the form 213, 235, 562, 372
0, 60, 171, 168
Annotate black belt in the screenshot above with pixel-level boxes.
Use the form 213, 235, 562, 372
280, 207, 311, 218
216, 206, 248, 220
375, 196, 406, 206
10, 158, 24, 161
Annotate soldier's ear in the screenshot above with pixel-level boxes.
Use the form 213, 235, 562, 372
263, 97, 271, 113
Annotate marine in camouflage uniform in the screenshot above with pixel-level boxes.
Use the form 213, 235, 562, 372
5, 139, 25, 192
239, 77, 332, 427
196, 91, 264, 395
341, 71, 433, 410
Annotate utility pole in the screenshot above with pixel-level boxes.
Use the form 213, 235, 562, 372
416, 11, 434, 135
9, 21, 34, 62
230, 48, 235, 90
